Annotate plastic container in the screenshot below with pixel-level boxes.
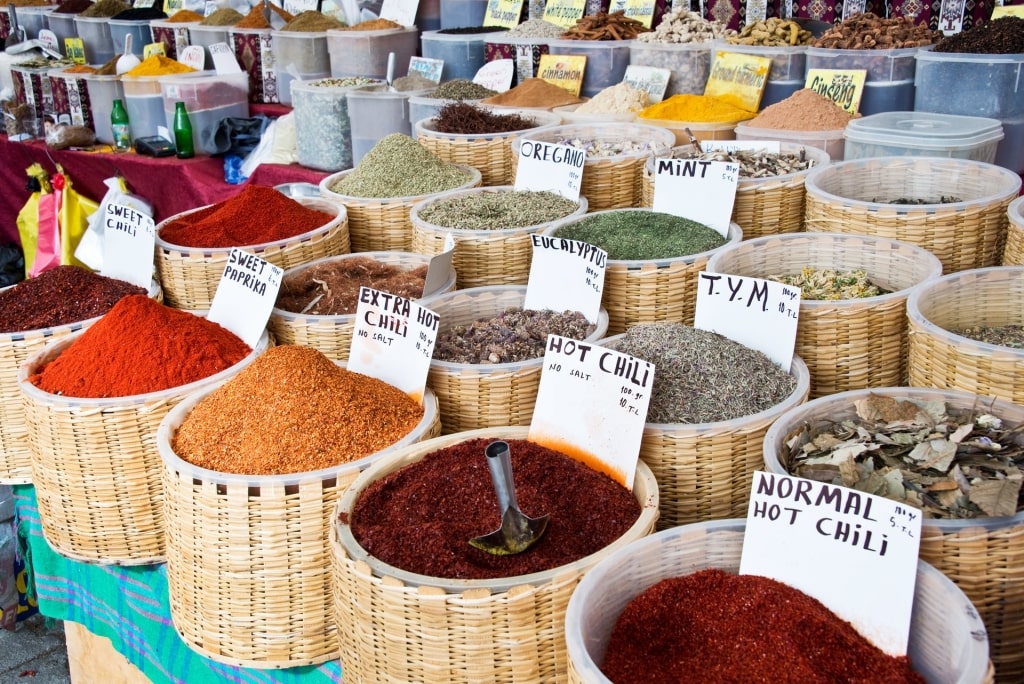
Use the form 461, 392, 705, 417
48, 67, 93, 128
149, 19, 197, 60
417, 0, 440, 31
73, 16, 115, 66
45, 12, 78, 57
160, 72, 249, 156
628, 41, 712, 97
547, 39, 633, 99
271, 31, 332, 105
122, 73, 170, 140
484, 33, 552, 86
565, 520, 992, 684
712, 40, 807, 108
735, 121, 847, 160
345, 85, 431, 165
420, 30, 496, 81
843, 111, 1004, 163
408, 95, 465, 132
997, 115, 1024, 174
292, 78, 384, 172
188, 24, 231, 70
438, 0, 487, 29
806, 45, 923, 115
638, 116, 750, 146
914, 50, 1024, 120
326, 27, 419, 80
3, 6, 49, 41
552, 103, 637, 123
82, 72, 124, 144
108, 19, 152, 57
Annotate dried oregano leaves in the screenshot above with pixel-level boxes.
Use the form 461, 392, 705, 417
783, 394, 1024, 519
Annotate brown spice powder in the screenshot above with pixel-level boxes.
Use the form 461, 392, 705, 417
747, 89, 856, 131
479, 77, 584, 109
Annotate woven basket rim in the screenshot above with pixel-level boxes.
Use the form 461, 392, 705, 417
415, 109, 563, 140
409, 184, 589, 235
762, 386, 1024, 530
1010, 195, 1024, 227
333, 425, 660, 592
513, 121, 676, 161
319, 163, 482, 205
157, 371, 440, 487
644, 142, 831, 185
705, 231, 944, 309
154, 196, 346, 254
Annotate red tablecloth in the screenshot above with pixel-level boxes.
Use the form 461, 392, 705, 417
0, 134, 328, 246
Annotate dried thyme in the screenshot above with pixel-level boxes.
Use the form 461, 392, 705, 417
427, 79, 498, 100
329, 134, 472, 198
433, 308, 595, 364
782, 394, 1024, 519
770, 268, 889, 300
417, 190, 579, 229
610, 322, 797, 423
552, 211, 726, 261
953, 324, 1024, 349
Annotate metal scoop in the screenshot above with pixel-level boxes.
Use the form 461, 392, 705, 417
469, 441, 549, 556
5, 4, 24, 51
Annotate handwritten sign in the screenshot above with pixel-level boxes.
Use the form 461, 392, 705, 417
622, 64, 670, 103
38, 29, 58, 53
608, 0, 656, 27
651, 157, 739, 236
701, 139, 781, 154
705, 51, 770, 113
514, 139, 585, 201
347, 287, 438, 402
537, 54, 586, 97
805, 68, 866, 115
473, 58, 514, 92
524, 235, 606, 324
380, 0, 419, 26
209, 42, 243, 74
741, 472, 922, 656
529, 336, 653, 489
693, 272, 799, 370
542, 0, 587, 28
178, 45, 205, 71
101, 203, 156, 289
64, 38, 86, 65
207, 249, 282, 349
409, 56, 443, 83
485, 0, 525, 28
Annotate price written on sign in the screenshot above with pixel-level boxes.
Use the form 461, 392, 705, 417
514, 139, 585, 201
486, 0, 525, 28
347, 287, 438, 402
529, 335, 654, 490
101, 202, 156, 289
524, 234, 606, 325
740, 471, 922, 656
652, 157, 739, 236
693, 271, 799, 370
207, 249, 282, 348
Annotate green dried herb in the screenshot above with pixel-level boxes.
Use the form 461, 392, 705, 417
770, 267, 888, 300
552, 211, 726, 261
954, 324, 1024, 349
418, 191, 579, 229
330, 134, 472, 198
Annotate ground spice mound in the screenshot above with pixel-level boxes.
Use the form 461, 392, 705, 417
275, 257, 428, 315
172, 345, 424, 475
0, 266, 146, 333
480, 78, 584, 108
281, 10, 345, 31
350, 438, 640, 579
330, 134, 472, 198
602, 569, 926, 684
80, 0, 129, 17
748, 89, 856, 130
200, 7, 243, 25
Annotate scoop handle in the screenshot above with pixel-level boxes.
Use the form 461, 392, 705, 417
484, 440, 518, 516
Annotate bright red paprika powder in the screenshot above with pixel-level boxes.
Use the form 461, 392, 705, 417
158, 185, 335, 248
29, 295, 251, 398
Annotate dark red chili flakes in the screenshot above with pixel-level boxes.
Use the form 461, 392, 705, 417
349, 438, 641, 580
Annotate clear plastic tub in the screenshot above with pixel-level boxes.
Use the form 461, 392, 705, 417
45, 12, 78, 57
326, 27, 419, 80
438, 0, 487, 29
292, 78, 384, 171
914, 50, 1024, 120
420, 30, 495, 81
844, 111, 1004, 162
160, 72, 250, 155
4, 6, 49, 40
345, 85, 431, 165
547, 38, 633, 99
47, 67, 93, 128
628, 40, 712, 97
82, 72, 124, 144
123, 72, 176, 140
108, 19, 152, 57
997, 115, 1024, 174
149, 19, 197, 60
805, 44, 923, 82
73, 16, 115, 66
188, 25, 231, 70
271, 31, 332, 105
735, 122, 846, 160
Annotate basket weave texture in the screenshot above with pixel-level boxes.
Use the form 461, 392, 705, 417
803, 157, 1022, 274
319, 165, 482, 252
1004, 196, 1024, 266
907, 266, 1024, 405
19, 327, 269, 565
331, 426, 660, 684
706, 232, 944, 398
763, 387, 1024, 683
159, 378, 441, 668
409, 186, 588, 289
155, 197, 350, 310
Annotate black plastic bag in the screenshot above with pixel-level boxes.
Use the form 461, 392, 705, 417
0, 244, 24, 288
211, 115, 273, 157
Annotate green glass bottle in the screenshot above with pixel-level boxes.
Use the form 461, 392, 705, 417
110, 98, 131, 152
172, 101, 195, 159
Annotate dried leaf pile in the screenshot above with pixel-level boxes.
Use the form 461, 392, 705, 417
783, 394, 1024, 519
770, 267, 889, 300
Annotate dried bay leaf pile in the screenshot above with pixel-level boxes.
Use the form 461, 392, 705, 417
783, 394, 1024, 519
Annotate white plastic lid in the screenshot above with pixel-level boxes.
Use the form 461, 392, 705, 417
844, 111, 1004, 150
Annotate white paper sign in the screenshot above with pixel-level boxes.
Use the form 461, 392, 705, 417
423, 234, 455, 297
380, 0, 419, 26
409, 56, 443, 83
347, 287, 437, 402
652, 157, 739, 236
514, 140, 584, 201
209, 42, 242, 74
693, 271, 799, 370
101, 202, 156, 289
529, 335, 653, 490
474, 59, 514, 93
741, 471, 922, 656
207, 249, 283, 349
178, 45, 206, 71
38, 29, 58, 52
701, 139, 781, 154
622, 64, 670, 104
524, 234, 605, 324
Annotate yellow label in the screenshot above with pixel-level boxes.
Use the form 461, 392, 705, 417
537, 54, 587, 96
543, 0, 586, 29
804, 68, 866, 115
704, 51, 771, 113
485, 0, 525, 28
992, 5, 1024, 18
611, 0, 657, 28
143, 42, 167, 58
64, 38, 86, 65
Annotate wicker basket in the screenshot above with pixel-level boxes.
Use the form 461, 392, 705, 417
319, 164, 482, 252
763, 387, 1024, 682
510, 123, 676, 211
0, 280, 162, 484
907, 266, 1024, 404
410, 186, 589, 289
155, 197, 350, 310
158, 373, 441, 668
1004, 196, 1024, 266
542, 210, 742, 335
565, 520, 994, 684
706, 232, 944, 398
419, 286, 609, 434
268, 252, 457, 361
18, 326, 270, 565
804, 157, 1022, 274
414, 109, 562, 186
331, 425, 660, 684
640, 143, 831, 237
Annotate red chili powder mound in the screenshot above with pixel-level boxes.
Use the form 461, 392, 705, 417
157, 185, 335, 248
349, 438, 641, 580
602, 568, 927, 684
30, 295, 251, 398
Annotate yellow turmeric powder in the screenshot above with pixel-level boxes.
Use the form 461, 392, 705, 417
638, 94, 754, 123
125, 55, 197, 77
